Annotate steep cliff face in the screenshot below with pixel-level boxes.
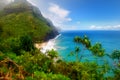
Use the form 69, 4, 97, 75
44, 18, 59, 41
0, 0, 59, 42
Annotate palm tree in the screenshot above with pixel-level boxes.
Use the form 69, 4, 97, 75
75, 46, 80, 62
83, 35, 91, 48
111, 50, 120, 60
74, 36, 82, 44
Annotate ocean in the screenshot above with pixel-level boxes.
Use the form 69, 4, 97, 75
55, 30, 120, 65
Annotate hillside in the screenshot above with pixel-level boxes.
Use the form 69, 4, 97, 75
0, 0, 59, 43
0, 0, 120, 80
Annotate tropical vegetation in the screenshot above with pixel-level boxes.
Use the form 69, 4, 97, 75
0, 0, 120, 79
0, 35, 120, 79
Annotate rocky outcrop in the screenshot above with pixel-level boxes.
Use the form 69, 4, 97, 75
44, 18, 59, 41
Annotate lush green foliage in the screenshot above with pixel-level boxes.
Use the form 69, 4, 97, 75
74, 35, 105, 59
0, 12, 51, 42
47, 49, 59, 59
0, 7, 55, 53
0, 36, 120, 79
20, 35, 34, 52
111, 50, 120, 60
0, 2, 120, 79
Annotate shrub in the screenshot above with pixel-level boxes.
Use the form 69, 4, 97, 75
20, 35, 35, 51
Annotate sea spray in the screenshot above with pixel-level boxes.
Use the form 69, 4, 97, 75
40, 34, 61, 53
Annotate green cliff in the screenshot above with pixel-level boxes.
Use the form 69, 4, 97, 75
0, 0, 58, 43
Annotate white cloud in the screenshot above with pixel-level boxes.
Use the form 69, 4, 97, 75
49, 3, 69, 18
43, 3, 72, 27
114, 25, 120, 29
89, 25, 120, 30
0, 0, 11, 4
27, 0, 37, 6
27, 1, 72, 29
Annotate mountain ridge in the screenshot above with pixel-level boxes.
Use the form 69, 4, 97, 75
0, 0, 59, 42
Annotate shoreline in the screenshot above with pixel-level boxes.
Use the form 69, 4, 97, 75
34, 42, 48, 50
35, 34, 61, 53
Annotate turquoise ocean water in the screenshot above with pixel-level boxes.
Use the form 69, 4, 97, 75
55, 30, 120, 66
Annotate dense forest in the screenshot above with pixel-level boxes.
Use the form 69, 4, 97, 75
0, 0, 120, 80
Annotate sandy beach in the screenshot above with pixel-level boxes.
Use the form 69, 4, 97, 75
35, 34, 61, 53
35, 42, 48, 50
34, 39, 55, 53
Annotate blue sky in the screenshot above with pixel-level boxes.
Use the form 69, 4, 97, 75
28, 0, 120, 30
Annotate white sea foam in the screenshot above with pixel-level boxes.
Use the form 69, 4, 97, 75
40, 34, 61, 53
